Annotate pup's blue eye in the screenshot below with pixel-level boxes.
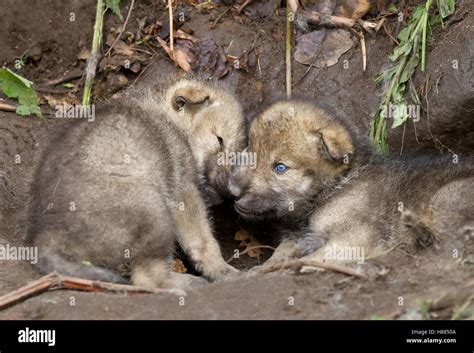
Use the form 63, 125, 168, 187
274, 163, 288, 174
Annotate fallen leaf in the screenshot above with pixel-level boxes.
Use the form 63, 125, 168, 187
77, 48, 91, 61
106, 34, 135, 56
192, 0, 218, 11
0, 68, 42, 118
193, 38, 229, 78
130, 62, 141, 73
294, 28, 353, 67
157, 36, 228, 78
175, 29, 198, 42
234, 229, 263, 258
106, 0, 123, 21
172, 258, 187, 273
241, 0, 280, 19
42, 93, 81, 109
156, 37, 195, 73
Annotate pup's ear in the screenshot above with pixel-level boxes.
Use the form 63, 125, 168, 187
170, 86, 210, 112
303, 108, 354, 163
318, 123, 354, 163
293, 103, 354, 164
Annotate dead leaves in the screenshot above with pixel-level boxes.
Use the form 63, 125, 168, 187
172, 258, 187, 273
294, 29, 353, 67
294, 0, 371, 68
157, 35, 229, 78
194, 38, 229, 78
234, 229, 264, 258
99, 34, 149, 75
156, 35, 195, 73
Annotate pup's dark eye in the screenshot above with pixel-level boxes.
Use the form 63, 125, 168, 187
274, 163, 288, 174
216, 136, 224, 148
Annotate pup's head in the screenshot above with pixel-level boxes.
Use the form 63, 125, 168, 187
163, 79, 246, 204
230, 100, 356, 220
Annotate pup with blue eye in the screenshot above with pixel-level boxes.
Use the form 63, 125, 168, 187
228, 100, 474, 270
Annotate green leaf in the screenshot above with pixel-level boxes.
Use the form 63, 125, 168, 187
387, 4, 398, 13
411, 5, 427, 22
63, 82, 75, 88
15, 105, 31, 116
374, 66, 397, 84
371, 0, 456, 152
3, 68, 33, 88
389, 42, 412, 62
400, 37, 421, 83
397, 26, 411, 43
0, 67, 42, 118
106, 0, 123, 21
437, 0, 455, 19
391, 83, 406, 103
391, 103, 409, 128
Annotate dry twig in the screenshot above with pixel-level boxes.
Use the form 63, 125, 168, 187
0, 102, 17, 112
257, 259, 368, 279
105, 0, 136, 57
226, 245, 276, 263
0, 272, 186, 311
168, 0, 175, 60
210, 5, 232, 29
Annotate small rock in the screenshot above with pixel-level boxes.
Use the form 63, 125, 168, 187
28, 46, 42, 62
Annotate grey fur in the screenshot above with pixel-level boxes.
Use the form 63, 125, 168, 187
231, 100, 474, 266
27, 79, 246, 289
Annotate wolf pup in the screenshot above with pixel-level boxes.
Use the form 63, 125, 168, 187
229, 100, 474, 268
27, 79, 246, 289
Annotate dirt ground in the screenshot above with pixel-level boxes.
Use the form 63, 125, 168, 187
0, 0, 473, 319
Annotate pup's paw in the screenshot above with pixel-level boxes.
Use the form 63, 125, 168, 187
202, 261, 240, 282
170, 273, 209, 289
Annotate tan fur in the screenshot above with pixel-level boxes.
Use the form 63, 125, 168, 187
27, 79, 246, 289
231, 100, 474, 268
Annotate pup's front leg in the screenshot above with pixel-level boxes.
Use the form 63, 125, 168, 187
249, 231, 325, 274
175, 184, 239, 281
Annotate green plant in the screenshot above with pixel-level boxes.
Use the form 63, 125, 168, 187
0, 67, 42, 118
106, 0, 123, 21
82, 0, 123, 106
370, 0, 455, 153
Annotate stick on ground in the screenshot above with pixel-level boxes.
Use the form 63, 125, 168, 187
168, 0, 175, 60
105, 0, 136, 57
257, 259, 368, 279
0, 102, 17, 112
0, 272, 186, 311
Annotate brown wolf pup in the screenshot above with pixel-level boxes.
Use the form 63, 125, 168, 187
27, 79, 246, 289
229, 100, 474, 269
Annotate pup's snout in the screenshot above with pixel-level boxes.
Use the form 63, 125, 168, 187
226, 167, 250, 200
227, 178, 243, 200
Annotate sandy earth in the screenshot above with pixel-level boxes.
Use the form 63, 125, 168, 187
0, 0, 473, 319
